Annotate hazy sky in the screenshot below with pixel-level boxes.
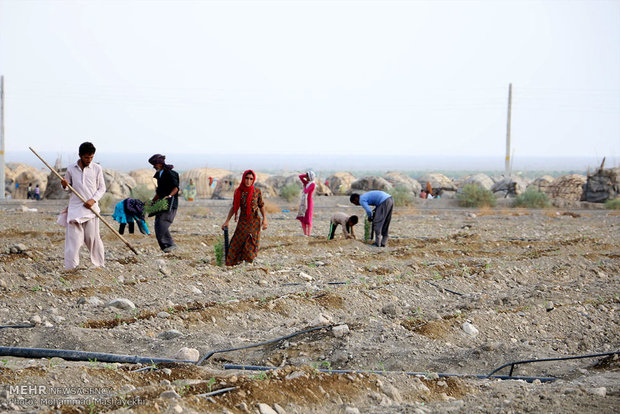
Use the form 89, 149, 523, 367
1, 0, 619, 164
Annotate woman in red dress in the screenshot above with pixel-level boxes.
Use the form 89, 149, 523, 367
296, 170, 316, 236
222, 170, 268, 266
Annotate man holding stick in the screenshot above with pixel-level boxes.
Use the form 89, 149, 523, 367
58, 142, 106, 269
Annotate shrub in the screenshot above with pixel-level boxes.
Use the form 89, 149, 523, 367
130, 184, 154, 202
605, 198, 620, 210
214, 239, 224, 266
280, 183, 300, 202
389, 185, 414, 207
513, 188, 550, 208
98, 193, 117, 214
456, 184, 496, 208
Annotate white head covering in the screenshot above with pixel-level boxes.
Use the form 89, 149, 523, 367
306, 170, 316, 182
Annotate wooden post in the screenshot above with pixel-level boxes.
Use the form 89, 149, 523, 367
29, 147, 139, 255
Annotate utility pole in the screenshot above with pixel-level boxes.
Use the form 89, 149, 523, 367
505, 83, 512, 178
0, 76, 5, 200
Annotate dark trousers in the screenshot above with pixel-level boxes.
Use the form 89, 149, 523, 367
328, 222, 338, 240
155, 208, 177, 250
373, 197, 393, 246
118, 222, 135, 235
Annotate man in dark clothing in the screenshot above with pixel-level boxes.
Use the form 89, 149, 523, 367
148, 154, 179, 252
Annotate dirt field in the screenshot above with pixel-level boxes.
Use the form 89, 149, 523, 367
0, 196, 618, 413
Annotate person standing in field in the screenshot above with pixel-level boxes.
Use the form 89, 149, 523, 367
222, 170, 268, 265
58, 142, 106, 269
296, 170, 316, 236
149, 154, 180, 253
350, 190, 394, 247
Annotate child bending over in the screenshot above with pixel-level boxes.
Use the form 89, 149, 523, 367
328, 213, 358, 240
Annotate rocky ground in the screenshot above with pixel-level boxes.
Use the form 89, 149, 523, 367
0, 196, 618, 414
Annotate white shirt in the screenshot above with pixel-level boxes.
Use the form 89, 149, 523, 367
62, 161, 106, 224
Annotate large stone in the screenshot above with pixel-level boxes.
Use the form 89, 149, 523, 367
44, 165, 69, 200
460, 173, 494, 191
326, 172, 356, 195
491, 176, 529, 198
128, 169, 157, 191
257, 403, 278, 414
462, 322, 479, 336
105, 298, 136, 310
103, 168, 137, 199
6, 163, 48, 199
350, 176, 393, 193
174, 347, 200, 362
384, 172, 421, 194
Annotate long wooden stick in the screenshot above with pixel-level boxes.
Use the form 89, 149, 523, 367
29, 147, 139, 255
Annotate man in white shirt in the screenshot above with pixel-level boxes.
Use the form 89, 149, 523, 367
58, 142, 106, 269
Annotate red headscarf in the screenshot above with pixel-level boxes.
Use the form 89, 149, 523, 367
233, 170, 255, 219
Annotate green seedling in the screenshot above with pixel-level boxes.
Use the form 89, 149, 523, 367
207, 377, 216, 393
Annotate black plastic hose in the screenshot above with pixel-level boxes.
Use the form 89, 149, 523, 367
486, 351, 620, 378
425, 280, 464, 296
0, 346, 195, 365
196, 325, 334, 366
196, 386, 237, 398
0, 324, 35, 329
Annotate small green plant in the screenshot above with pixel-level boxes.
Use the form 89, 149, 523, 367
178, 384, 191, 396
364, 218, 372, 242
513, 187, 550, 208
378, 362, 386, 373
214, 239, 224, 266
251, 372, 269, 380
144, 198, 169, 215
87, 401, 98, 414
604, 198, 620, 210
456, 184, 496, 208
320, 361, 332, 371
280, 183, 301, 202
130, 184, 155, 203
1, 359, 8, 367
32, 285, 42, 292
389, 185, 414, 207
206, 377, 216, 393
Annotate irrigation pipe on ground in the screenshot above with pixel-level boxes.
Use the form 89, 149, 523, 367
0, 346, 194, 365
0, 324, 35, 329
196, 325, 335, 366
486, 351, 620, 378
